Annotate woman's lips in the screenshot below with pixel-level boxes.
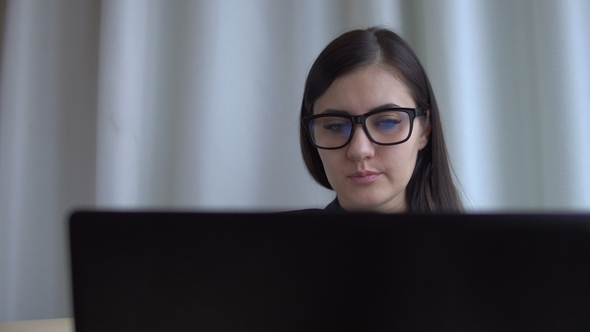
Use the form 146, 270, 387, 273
348, 171, 381, 184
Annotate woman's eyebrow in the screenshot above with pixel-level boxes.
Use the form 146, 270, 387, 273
320, 103, 402, 114
321, 109, 349, 115
368, 103, 402, 112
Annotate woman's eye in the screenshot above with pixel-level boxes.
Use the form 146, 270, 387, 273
323, 123, 339, 131
323, 123, 351, 136
375, 118, 401, 130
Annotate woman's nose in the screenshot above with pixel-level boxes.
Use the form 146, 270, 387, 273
346, 126, 375, 161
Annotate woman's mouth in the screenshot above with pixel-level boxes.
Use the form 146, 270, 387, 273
348, 171, 381, 184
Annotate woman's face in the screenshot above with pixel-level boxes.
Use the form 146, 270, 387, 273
313, 64, 431, 212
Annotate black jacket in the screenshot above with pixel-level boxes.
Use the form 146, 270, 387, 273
323, 198, 345, 212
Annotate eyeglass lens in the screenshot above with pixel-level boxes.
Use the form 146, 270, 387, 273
309, 110, 411, 148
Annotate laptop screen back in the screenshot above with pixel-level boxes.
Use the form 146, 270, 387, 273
69, 212, 590, 331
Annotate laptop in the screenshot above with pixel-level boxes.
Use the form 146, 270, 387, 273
69, 211, 590, 331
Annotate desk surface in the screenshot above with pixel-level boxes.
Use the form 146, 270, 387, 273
0, 318, 73, 332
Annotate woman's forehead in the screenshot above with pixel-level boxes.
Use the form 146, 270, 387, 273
313, 64, 415, 114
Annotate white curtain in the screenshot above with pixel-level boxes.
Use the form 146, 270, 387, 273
0, 0, 588, 322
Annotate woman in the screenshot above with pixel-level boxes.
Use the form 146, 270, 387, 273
300, 27, 463, 213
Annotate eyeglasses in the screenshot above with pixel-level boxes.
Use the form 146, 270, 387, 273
302, 107, 427, 150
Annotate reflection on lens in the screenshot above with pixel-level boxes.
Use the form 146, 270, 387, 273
366, 111, 410, 144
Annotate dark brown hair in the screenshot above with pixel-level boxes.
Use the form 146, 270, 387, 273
300, 27, 463, 212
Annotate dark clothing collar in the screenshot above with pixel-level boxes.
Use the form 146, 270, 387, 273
323, 197, 346, 212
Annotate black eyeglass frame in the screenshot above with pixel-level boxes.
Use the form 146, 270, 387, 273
302, 106, 428, 150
